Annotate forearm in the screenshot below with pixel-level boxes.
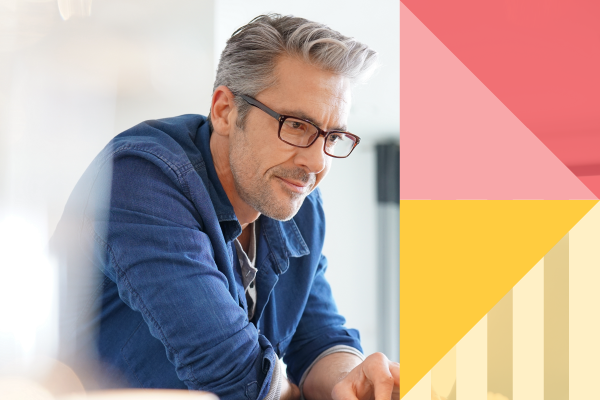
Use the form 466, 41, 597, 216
302, 352, 363, 400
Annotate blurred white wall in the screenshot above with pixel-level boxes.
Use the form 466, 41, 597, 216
0, 0, 399, 370
1, 0, 216, 235
0, 0, 216, 372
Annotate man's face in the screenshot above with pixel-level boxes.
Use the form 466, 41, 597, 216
229, 56, 351, 221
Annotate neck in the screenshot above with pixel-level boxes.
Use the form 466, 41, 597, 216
210, 131, 260, 230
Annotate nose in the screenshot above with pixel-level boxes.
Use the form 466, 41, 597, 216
294, 136, 328, 174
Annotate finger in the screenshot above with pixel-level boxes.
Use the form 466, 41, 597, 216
331, 380, 360, 400
364, 355, 395, 400
373, 374, 395, 400
389, 360, 400, 385
392, 384, 400, 400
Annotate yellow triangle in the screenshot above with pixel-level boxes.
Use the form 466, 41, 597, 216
399, 200, 598, 398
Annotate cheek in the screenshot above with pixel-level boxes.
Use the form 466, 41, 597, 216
313, 159, 332, 188
262, 144, 299, 173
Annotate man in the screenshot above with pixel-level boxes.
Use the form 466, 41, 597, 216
51, 14, 399, 400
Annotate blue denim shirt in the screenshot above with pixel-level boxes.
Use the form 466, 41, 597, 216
51, 115, 362, 400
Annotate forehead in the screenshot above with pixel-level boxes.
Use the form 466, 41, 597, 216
259, 56, 351, 129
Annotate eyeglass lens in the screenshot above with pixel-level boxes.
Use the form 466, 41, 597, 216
280, 117, 356, 157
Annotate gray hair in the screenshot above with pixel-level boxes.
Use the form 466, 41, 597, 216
210, 14, 378, 129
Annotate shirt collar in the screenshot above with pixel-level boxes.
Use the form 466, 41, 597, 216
193, 119, 309, 268
259, 215, 310, 274
193, 121, 240, 242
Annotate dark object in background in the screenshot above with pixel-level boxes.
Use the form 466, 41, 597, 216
376, 141, 399, 362
377, 142, 400, 204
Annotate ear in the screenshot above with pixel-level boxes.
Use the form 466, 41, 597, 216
210, 85, 237, 137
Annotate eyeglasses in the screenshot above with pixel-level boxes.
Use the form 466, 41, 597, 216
237, 94, 361, 158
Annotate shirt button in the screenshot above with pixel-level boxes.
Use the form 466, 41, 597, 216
258, 329, 261, 334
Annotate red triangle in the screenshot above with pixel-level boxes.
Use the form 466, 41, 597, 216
399, 2, 596, 200
400, 0, 600, 197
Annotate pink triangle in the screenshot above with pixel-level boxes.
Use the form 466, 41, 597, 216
399, 2, 597, 200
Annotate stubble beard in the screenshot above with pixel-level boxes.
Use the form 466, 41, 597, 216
229, 128, 315, 221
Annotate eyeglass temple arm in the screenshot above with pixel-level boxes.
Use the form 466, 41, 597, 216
240, 95, 281, 121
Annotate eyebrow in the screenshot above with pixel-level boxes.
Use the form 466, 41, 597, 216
279, 109, 348, 132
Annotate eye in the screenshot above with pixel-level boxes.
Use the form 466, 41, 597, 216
328, 133, 343, 143
284, 119, 309, 132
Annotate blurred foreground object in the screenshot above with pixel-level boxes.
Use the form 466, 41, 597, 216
0, 359, 218, 399
59, 389, 218, 400
0, 214, 60, 387
0, 376, 54, 400
57, 0, 92, 20
0, 358, 84, 399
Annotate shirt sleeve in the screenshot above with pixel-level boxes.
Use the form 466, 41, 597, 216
282, 253, 364, 386
298, 345, 365, 400
81, 151, 278, 400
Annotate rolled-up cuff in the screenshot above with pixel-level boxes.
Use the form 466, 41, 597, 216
298, 345, 365, 400
263, 353, 283, 400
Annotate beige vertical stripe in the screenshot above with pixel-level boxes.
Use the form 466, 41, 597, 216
487, 290, 513, 399
432, 347, 456, 399
544, 234, 569, 400
569, 203, 600, 398
457, 316, 487, 400
404, 371, 432, 400
513, 259, 544, 400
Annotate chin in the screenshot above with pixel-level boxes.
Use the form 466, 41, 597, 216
260, 196, 304, 221
261, 204, 301, 222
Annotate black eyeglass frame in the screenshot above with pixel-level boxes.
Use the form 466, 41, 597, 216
238, 94, 361, 158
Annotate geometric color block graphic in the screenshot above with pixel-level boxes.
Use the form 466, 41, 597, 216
402, 372, 432, 400
399, 200, 598, 398
456, 315, 487, 400
567, 202, 600, 398
400, 0, 600, 197
431, 347, 456, 400
403, 202, 600, 400
399, 3, 597, 200
512, 260, 544, 400
545, 234, 569, 400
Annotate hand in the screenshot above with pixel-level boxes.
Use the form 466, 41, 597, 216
331, 352, 399, 400
280, 377, 301, 400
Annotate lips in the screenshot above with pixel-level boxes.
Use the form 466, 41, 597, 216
276, 176, 313, 194
280, 177, 308, 187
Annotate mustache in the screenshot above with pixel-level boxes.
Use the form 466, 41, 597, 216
270, 166, 316, 186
